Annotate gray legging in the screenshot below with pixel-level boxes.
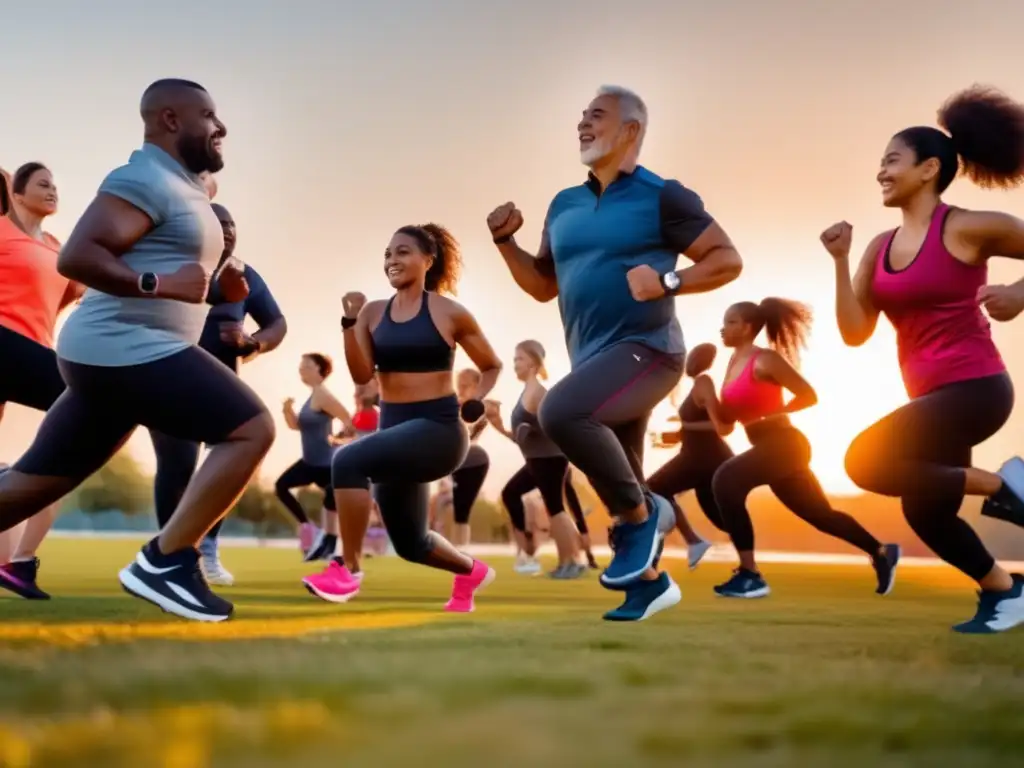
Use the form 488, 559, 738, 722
330, 396, 468, 563
539, 342, 683, 517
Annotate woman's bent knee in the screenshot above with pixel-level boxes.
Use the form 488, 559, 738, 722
843, 431, 879, 492
331, 446, 371, 490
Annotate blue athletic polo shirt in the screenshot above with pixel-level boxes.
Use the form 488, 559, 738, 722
200, 264, 283, 373
536, 165, 713, 367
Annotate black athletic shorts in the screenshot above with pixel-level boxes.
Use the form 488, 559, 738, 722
15, 345, 267, 479
0, 326, 65, 411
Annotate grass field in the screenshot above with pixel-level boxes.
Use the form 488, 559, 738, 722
1, 540, 1023, 768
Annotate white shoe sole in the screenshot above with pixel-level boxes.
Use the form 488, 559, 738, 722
637, 579, 682, 621
303, 579, 360, 603
119, 566, 230, 623
716, 586, 771, 599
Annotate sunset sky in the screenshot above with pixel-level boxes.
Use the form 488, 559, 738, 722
5, 0, 1024, 498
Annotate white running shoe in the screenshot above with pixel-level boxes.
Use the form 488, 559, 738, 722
513, 554, 542, 575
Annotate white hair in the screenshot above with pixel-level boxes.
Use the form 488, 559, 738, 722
596, 84, 648, 129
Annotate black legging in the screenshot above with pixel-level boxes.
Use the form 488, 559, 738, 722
501, 456, 588, 534
712, 421, 881, 555
151, 431, 201, 530
275, 460, 335, 525
844, 373, 1013, 581
330, 396, 467, 565
646, 430, 733, 533
452, 448, 489, 525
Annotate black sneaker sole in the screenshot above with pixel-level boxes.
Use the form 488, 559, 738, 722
119, 565, 232, 623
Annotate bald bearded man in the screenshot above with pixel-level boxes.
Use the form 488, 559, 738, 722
0, 79, 274, 623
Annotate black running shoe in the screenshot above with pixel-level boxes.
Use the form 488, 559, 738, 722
0, 557, 50, 600
303, 530, 337, 563
981, 488, 1024, 528
119, 539, 233, 622
872, 543, 901, 596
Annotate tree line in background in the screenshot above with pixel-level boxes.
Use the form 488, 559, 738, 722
61, 449, 518, 543
56, 449, 1024, 559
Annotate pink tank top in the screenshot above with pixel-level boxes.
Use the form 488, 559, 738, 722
720, 351, 784, 425
871, 203, 1005, 399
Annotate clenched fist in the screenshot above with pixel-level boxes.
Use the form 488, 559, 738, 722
820, 221, 853, 260
217, 257, 249, 303
342, 291, 367, 318
487, 202, 524, 242
626, 265, 666, 302
159, 263, 211, 304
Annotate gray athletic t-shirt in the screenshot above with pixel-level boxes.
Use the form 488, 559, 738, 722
57, 143, 223, 367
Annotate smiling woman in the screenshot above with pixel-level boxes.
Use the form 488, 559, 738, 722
303, 221, 503, 612
0, 161, 80, 602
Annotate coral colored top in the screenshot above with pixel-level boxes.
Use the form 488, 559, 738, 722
871, 203, 1005, 399
720, 351, 784, 425
0, 216, 67, 348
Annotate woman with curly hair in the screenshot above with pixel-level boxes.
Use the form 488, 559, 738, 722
708, 298, 899, 600
823, 84, 1024, 633
303, 223, 502, 613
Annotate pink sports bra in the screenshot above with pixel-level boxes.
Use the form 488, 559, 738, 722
720, 351, 784, 425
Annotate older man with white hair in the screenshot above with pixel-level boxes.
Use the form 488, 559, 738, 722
488, 85, 743, 621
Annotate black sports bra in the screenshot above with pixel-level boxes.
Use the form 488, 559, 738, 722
371, 293, 455, 374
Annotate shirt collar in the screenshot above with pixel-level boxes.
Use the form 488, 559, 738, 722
584, 164, 642, 194
136, 142, 205, 187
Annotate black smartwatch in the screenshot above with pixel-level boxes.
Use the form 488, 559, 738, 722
660, 271, 682, 296
341, 316, 357, 330
138, 272, 159, 296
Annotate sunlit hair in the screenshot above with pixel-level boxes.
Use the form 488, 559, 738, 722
895, 84, 1024, 193
516, 339, 548, 380
731, 298, 812, 363
394, 222, 462, 295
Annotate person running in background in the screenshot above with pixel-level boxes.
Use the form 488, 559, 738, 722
709, 299, 899, 599
149, 201, 287, 586
351, 380, 380, 437
281, 352, 354, 561
428, 477, 453, 535
645, 342, 730, 570
485, 340, 594, 577
448, 368, 490, 547
489, 84, 743, 620
303, 223, 501, 611
823, 85, 1024, 634
0, 162, 84, 600
0, 79, 275, 623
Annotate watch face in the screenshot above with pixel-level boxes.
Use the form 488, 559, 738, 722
664, 272, 681, 290
140, 273, 158, 293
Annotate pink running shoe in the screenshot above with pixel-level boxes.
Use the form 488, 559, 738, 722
302, 561, 362, 603
299, 523, 317, 553
444, 560, 496, 613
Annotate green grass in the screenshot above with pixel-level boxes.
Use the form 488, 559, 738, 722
1, 540, 1022, 768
